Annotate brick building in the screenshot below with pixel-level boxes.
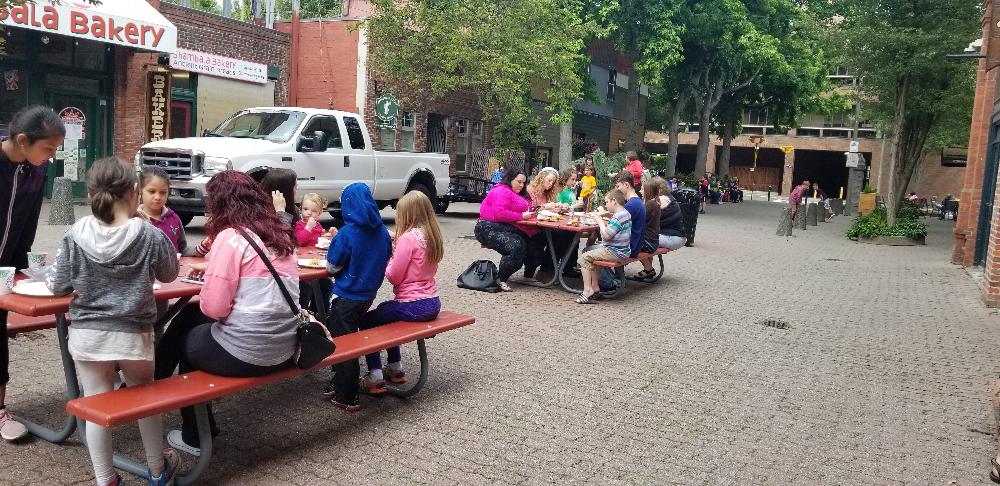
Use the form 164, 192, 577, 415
645, 73, 965, 197
274, 17, 493, 175
951, 0, 1000, 305
0, 0, 290, 196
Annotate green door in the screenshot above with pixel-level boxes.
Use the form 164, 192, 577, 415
44, 93, 101, 198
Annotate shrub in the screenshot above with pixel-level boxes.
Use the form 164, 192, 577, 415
846, 206, 927, 240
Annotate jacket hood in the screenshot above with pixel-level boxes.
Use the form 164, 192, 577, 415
341, 183, 382, 229
71, 216, 144, 264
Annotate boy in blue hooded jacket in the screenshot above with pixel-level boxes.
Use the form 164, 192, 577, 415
324, 182, 392, 412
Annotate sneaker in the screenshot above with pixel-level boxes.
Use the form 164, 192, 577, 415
166, 430, 200, 457
104, 475, 123, 486
0, 407, 28, 441
148, 448, 182, 486
384, 368, 407, 384
359, 374, 387, 395
329, 395, 362, 413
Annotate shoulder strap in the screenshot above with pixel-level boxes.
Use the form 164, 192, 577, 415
236, 228, 300, 317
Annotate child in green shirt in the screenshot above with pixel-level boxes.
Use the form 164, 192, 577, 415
557, 167, 579, 206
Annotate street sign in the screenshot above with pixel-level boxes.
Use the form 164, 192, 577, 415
849, 140, 860, 153
779, 145, 794, 154
846, 152, 860, 168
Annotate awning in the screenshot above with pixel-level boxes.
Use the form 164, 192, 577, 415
0, 0, 177, 53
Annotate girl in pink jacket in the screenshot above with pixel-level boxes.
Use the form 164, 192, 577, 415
357, 191, 444, 394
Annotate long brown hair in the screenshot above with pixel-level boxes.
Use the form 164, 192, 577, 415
87, 157, 137, 224
394, 191, 444, 264
642, 178, 661, 202
206, 170, 296, 257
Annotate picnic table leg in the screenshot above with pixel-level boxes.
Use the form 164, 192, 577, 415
513, 230, 559, 289
386, 339, 428, 398
175, 404, 214, 486
556, 233, 584, 294
650, 254, 666, 283
309, 280, 328, 323
19, 312, 78, 443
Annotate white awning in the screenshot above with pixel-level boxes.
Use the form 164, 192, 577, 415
0, 0, 177, 53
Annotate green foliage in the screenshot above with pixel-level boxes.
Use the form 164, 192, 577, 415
163, 0, 221, 14
862, 185, 875, 194
362, 0, 594, 151
572, 150, 626, 194
274, 0, 343, 20
896, 202, 923, 221
846, 207, 928, 240
678, 172, 698, 188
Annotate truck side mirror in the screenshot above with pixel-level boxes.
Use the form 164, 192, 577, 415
312, 131, 329, 152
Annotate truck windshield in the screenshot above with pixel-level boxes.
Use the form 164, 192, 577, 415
209, 111, 305, 142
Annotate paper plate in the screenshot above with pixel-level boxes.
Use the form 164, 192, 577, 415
298, 258, 326, 269
316, 237, 331, 249
11, 281, 55, 297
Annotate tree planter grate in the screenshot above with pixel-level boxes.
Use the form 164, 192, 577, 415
758, 319, 791, 330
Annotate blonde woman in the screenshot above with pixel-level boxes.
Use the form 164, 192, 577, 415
357, 191, 444, 394
527, 167, 562, 208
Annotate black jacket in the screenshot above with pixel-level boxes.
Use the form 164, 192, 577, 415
659, 195, 685, 237
0, 148, 46, 270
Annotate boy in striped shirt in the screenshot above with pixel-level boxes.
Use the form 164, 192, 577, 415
577, 189, 631, 304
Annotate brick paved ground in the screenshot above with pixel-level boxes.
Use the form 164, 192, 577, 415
1, 199, 997, 485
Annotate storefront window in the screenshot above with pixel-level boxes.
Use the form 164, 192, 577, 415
401, 112, 416, 151
379, 126, 396, 150
46, 74, 100, 96
172, 72, 194, 91
74, 39, 107, 71
2, 29, 27, 61
38, 35, 73, 67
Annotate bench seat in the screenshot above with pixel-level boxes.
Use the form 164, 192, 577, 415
67, 310, 475, 427
593, 247, 671, 268
7, 313, 58, 336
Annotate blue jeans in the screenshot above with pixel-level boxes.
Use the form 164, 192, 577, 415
360, 297, 441, 371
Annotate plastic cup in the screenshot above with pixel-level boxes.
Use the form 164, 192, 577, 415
0, 267, 14, 295
27, 252, 47, 269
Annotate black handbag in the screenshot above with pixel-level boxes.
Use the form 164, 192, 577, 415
457, 259, 500, 293
238, 229, 335, 369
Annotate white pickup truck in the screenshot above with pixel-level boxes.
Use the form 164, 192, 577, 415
136, 107, 451, 225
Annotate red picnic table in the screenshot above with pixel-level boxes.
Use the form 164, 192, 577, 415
517, 215, 599, 294
0, 248, 330, 445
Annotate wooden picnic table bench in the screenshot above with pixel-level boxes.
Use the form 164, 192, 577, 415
593, 247, 672, 288
65, 310, 475, 486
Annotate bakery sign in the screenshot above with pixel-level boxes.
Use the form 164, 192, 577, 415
0, 0, 177, 53
147, 72, 171, 142
169, 48, 268, 85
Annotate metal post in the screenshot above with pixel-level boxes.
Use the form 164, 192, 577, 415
768, 186, 772, 202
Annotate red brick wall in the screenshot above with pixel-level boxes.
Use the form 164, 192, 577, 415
274, 20, 360, 112
954, 1, 997, 270
115, 4, 291, 160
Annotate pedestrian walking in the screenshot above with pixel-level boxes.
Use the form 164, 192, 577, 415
789, 180, 810, 220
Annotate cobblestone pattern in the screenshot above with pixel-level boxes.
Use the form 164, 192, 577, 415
2, 201, 998, 485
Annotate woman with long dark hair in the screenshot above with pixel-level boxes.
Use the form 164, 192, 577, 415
155, 170, 299, 456
474, 167, 542, 291
260, 168, 299, 225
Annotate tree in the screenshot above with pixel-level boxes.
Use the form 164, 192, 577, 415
828, 0, 978, 226
162, 0, 222, 15
362, 0, 593, 151
274, 0, 343, 20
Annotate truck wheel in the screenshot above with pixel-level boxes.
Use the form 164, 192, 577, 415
406, 182, 434, 202
177, 212, 195, 227
434, 199, 450, 214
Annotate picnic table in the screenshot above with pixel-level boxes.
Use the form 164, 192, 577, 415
0, 247, 331, 444
518, 215, 599, 294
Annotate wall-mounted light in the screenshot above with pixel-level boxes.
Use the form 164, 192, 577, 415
40, 35, 50, 45
617, 138, 625, 149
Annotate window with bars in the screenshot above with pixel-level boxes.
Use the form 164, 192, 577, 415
401, 112, 416, 151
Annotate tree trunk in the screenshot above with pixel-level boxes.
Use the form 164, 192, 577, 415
886, 75, 909, 227
558, 121, 572, 169
717, 110, 736, 178
665, 92, 688, 177
694, 89, 713, 176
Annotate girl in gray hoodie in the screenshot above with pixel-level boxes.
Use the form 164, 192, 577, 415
46, 158, 180, 486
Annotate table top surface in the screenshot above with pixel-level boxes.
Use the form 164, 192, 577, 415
0, 246, 331, 317
519, 215, 599, 233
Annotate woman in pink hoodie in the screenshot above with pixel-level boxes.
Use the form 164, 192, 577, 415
474, 168, 538, 291
357, 191, 443, 394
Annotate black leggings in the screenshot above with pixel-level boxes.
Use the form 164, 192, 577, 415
475, 221, 537, 282
0, 310, 9, 386
155, 304, 291, 447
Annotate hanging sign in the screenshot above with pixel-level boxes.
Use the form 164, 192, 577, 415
846, 152, 860, 168
169, 48, 268, 84
147, 71, 171, 142
374, 93, 399, 129
59, 107, 86, 141
780, 146, 795, 154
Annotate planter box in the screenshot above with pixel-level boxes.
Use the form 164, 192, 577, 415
858, 235, 926, 246
858, 193, 877, 214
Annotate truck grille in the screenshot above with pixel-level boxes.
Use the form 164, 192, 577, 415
141, 150, 203, 180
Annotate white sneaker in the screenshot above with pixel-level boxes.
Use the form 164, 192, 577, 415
167, 429, 200, 457
0, 408, 27, 441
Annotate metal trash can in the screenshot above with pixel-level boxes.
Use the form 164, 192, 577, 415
671, 187, 701, 246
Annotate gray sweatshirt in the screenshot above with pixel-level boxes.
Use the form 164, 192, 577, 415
47, 217, 179, 333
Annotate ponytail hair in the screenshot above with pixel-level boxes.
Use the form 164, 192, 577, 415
8, 105, 65, 144
87, 158, 137, 224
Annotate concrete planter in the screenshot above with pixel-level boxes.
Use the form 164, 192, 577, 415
858, 235, 926, 246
